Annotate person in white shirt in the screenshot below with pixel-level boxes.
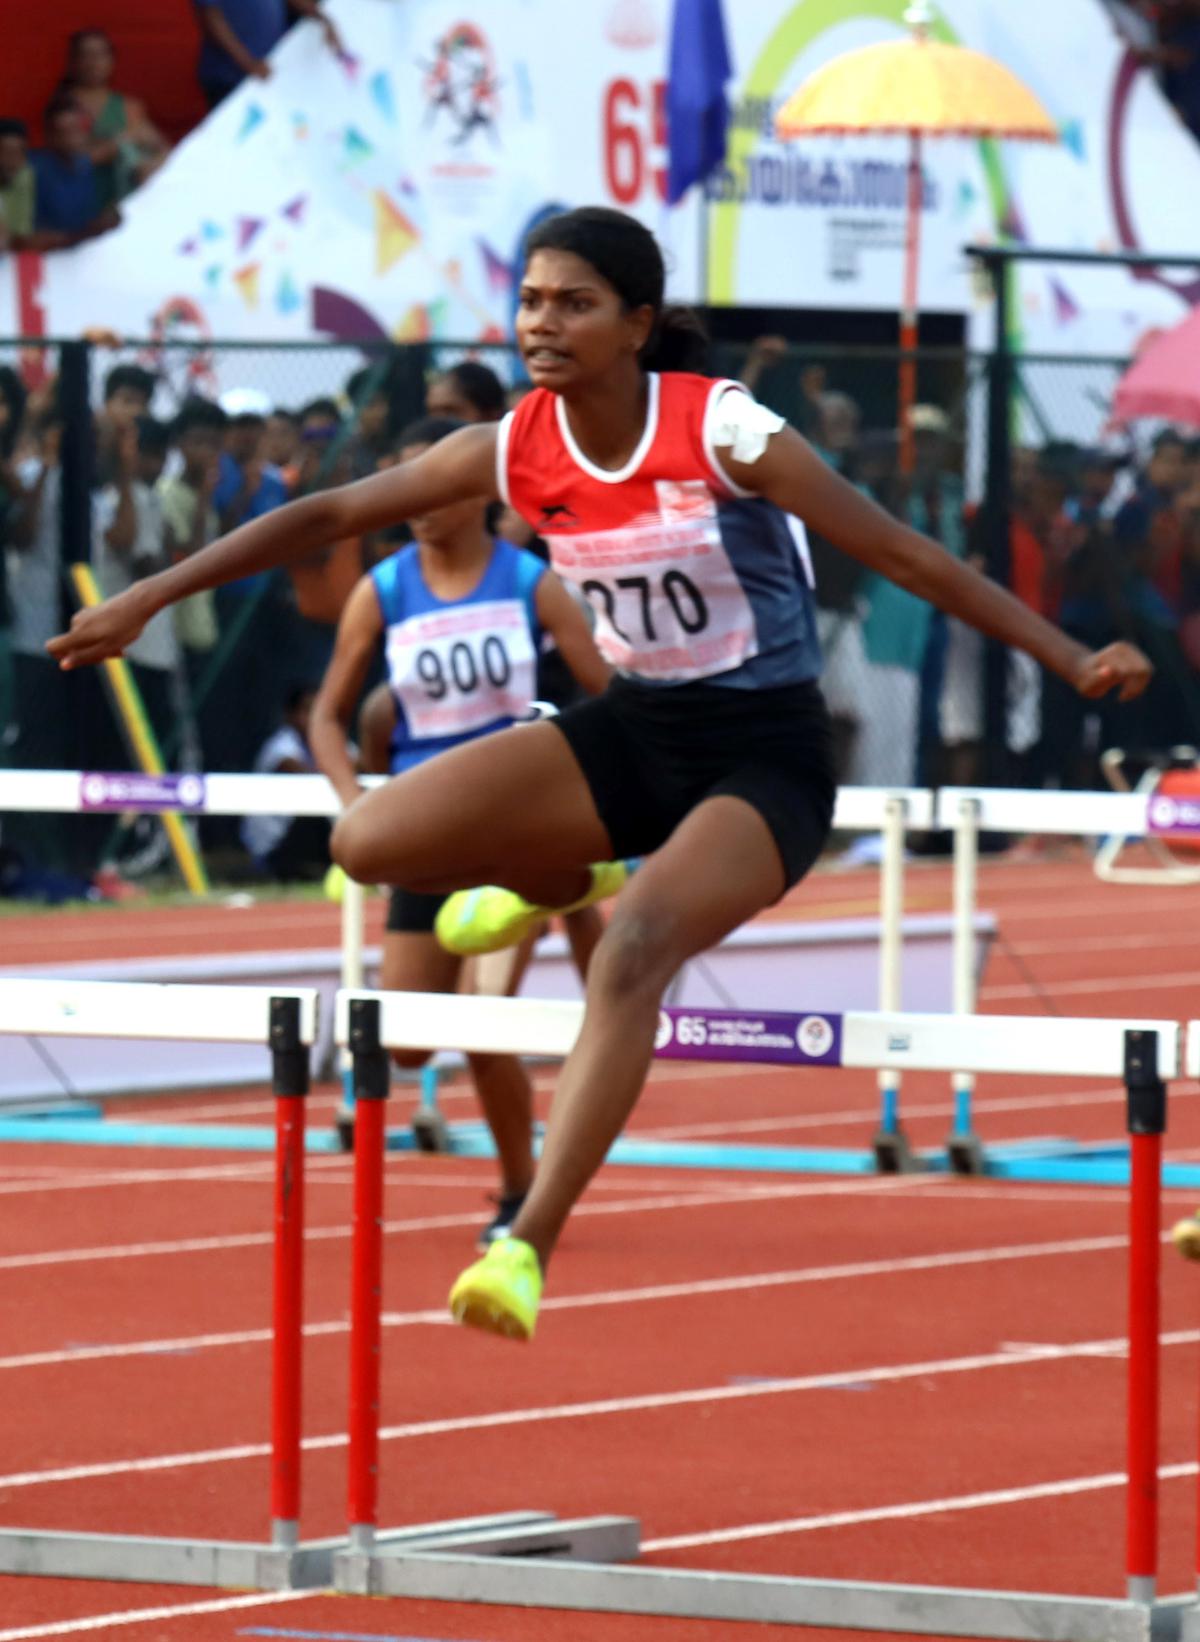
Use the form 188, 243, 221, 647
91, 416, 179, 744
5, 406, 74, 866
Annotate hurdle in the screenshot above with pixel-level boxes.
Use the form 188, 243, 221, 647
0, 977, 342, 1589
330, 987, 1185, 1638
938, 787, 1200, 1186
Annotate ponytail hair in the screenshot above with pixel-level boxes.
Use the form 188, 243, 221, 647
525, 205, 707, 373
642, 304, 709, 373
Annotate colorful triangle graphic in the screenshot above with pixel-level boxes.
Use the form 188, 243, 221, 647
344, 126, 374, 163
237, 103, 265, 143
369, 70, 396, 124
276, 272, 302, 315
233, 262, 261, 309
392, 303, 430, 342
373, 191, 419, 275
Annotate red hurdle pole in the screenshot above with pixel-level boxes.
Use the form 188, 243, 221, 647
1124, 1028, 1166, 1605
269, 995, 309, 1549
346, 996, 390, 1552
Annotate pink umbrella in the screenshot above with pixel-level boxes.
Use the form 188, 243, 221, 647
1112, 306, 1200, 428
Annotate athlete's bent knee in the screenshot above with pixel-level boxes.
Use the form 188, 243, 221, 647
330, 810, 375, 883
589, 907, 682, 1000
331, 806, 416, 886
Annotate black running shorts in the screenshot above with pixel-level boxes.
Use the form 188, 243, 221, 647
386, 886, 444, 934
551, 675, 837, 890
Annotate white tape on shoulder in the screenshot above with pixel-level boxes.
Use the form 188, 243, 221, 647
709, 389, 785, 465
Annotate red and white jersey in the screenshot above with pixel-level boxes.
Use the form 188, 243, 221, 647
498, 372, 821, 689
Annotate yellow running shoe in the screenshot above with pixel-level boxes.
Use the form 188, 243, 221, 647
1172, 1214, 1200, 1261
435, 861, 631, 956
448, 1236, 543, 1341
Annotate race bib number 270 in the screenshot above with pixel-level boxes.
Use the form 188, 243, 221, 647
546, 481, 758, 682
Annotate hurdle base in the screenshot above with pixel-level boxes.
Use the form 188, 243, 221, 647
0, 1527, 346, 1590
335, 1512, 641, 1598
871, 1127, 924, 1174
411, 1107, 453, 1153
1176, 1590, 1200, 1642
337, 1549, 1192, 1641
947, 1132, 988, 1175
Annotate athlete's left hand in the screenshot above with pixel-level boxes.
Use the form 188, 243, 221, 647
1071, 642, 1152, 702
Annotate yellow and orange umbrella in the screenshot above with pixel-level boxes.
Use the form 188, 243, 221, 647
775, 0, 1057, 469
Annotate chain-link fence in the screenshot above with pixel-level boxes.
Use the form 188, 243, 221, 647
5, 325, 1189, 888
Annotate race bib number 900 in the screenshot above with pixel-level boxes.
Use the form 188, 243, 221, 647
386, 599, 536, 740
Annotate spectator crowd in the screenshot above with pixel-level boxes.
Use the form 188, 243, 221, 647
1, 331, 1199, 895
0, 349, 521, 892
741, 336, 1200, 805
0, 5, 346, 254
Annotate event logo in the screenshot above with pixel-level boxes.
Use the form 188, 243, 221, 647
655, 1011, 674, 1049
421, 23, 501, 148
79, 772, 206, 813
140, 296, 216, 397
1148, 794, 1200, 836
796, 1015, 834, 1059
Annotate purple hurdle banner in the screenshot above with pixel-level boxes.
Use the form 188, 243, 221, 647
654, 1007, 843, 1068
79, 772, 207, 812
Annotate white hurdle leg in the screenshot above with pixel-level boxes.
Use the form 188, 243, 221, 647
336, 876, 367, 1149
871, 796, 919, 1172
947, 797, 984, 1172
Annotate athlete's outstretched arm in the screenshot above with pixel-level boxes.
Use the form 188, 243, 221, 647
309, 577, 384, 810
47, 425, 500, 670
534, 572, 611, 696
719, 424, 1151, 702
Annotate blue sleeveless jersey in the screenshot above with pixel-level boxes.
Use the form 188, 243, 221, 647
370, 538, 546, 773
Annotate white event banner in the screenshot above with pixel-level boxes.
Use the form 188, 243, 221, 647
2, 0, 1198, 367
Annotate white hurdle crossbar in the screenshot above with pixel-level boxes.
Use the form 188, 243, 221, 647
0, 977, 319, 1046
337, 989, 1178, 1082
331, 990, 1182, 1637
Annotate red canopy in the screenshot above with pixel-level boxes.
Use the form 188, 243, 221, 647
1112, 306, 1200, 429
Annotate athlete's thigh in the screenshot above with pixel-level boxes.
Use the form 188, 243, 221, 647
609, 793, 787, 961
338, 721, 612, 881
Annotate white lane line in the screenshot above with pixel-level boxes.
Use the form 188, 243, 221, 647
1, 1324, 1190, 1494
0, 1161, 282, 1197
1011, 931, 1200, 958
643, 1461, 1198, 1552
0, 1153, 716, 1200
634, 1082, 1134, 1142
0, 1589, 314, 1641
0, 1162, 702, 1200
0, 1229, 1128, 1373
981, 967, 1200, 1002
0, 1174, 942, 1273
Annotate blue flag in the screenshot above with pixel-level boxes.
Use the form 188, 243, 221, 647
665, 0, 733, 206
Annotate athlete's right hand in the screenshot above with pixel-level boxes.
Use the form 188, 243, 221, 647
1070, 641, 1152, 702
46, 586, 150, 670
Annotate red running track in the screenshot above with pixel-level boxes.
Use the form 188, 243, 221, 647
1, 852, 1200, 1640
